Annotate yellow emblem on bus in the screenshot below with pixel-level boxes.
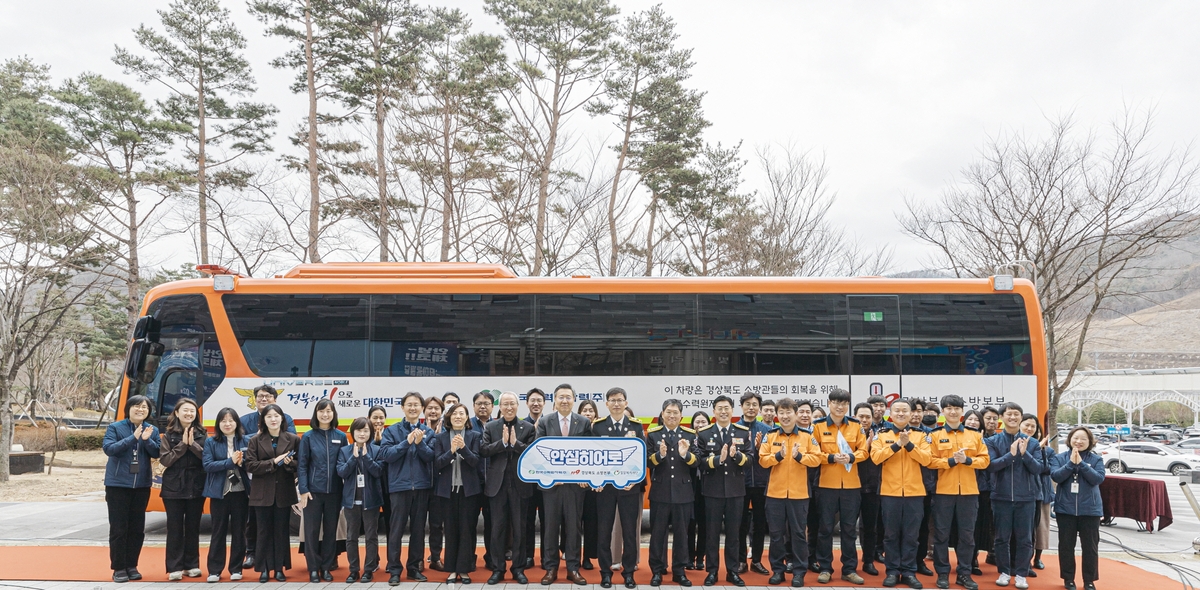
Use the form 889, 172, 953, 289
234, 387, 283, 410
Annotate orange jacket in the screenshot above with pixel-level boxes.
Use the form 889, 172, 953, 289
927, 423, 990, 495
812, 416, 870, 489
870, 423, 932, 497
759, 426, 824, 499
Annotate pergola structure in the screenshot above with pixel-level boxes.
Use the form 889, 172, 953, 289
1059, 367, 1200, 426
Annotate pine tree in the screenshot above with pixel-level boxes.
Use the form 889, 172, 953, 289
114, 0, 277, 265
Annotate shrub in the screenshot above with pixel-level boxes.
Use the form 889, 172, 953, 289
64, 430, 106, 451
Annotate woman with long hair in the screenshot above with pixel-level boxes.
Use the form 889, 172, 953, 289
963, 410, 992, 575
577, 399, 600, 571
246, 404, 301, 582
203, 407, 251, 582
424, 396, 447, 571
102, 395, 161, 583
339, 417, 384, 583
432, 403, 483, 584
298, 398, 347, 582
1051, 427, 1104, 590
687, 411, 711, 571
160, 398, 208, 580
1019, 414, 1053, 576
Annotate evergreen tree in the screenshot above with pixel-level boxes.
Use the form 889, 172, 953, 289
114, 0, 277, 265
665, 141, 752, 276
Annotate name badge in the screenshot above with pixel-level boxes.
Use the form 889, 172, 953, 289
1070, 482, 1079, 494
626, 431, 638, 437
733, 438, 744, 445
333, 439, 342, 444
357, 474, 365, 488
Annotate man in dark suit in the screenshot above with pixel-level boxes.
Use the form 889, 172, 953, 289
471, 390, 496, 573
481, 391, 537, 585
591, 387, 646, 589
647, 398, 698, 587
535, 384, 592, 586
696, 395, 754, 587
522, 388, 547, 570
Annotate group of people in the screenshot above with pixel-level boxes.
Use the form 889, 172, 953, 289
100, 385, 1103, 590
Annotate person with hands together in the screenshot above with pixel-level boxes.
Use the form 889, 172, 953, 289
103, 395, 162, 583
380, 392, 437, 585
430, 403, 483, 584
297, 399, 347, 583
245, 404, 301, 583
159, 398, 208, 581
646, 399, 699, 588
758, 398, 824, 587
985, 403, 1042, 590
590, 388, 647, 589
481, 391, 537, 584
1051, 427, 1104, 590
926, 396, 990, 590
338, 417, 383, 583
203, 407, 251, 583
695, 395, 754, 587
870, 398, 933, 590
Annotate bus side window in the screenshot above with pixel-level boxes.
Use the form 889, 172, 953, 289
157, 368, 199, 427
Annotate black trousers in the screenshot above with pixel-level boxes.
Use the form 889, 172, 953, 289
992, 500, 1034, 577
245, 504, 258, 558
388, 489, 431, 574
597, 488, 641, 573
704, 495, 743, 574
932, 494, 978, 576
882, 496, 924, 577
687, 493, 706, 566
1056, 514, 1100, 584
816, 487, 861, 575
581, 490, 599, 562
303, 491, 341, 572
345, 504, 380, 575
428, 495, 445, 563
522, 488, 545, 565
806, 488, 820, 565
738, 487, 768, 564
444, 490, 481, 574
649, 501, 692, 576
209, 491, 249, 576
918, 494, 933, 562
164, 496, 205, 573
106, 486, 151, 571
254, 505, 293, 573
859, 491, 882, 565
490, 486, 528, 574
766, 497, 810, 575
542, 484, 583, 572
974, 491, 993, 553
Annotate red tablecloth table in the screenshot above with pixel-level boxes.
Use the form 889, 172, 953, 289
1100, 474, 1173, 532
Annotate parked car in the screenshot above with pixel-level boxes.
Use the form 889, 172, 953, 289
1171, 437, 1200, 452
1101, 442, 1200, 475
1145, 430, 1183, 443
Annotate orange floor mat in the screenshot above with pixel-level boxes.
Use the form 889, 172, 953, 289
0, 545, 1171, 586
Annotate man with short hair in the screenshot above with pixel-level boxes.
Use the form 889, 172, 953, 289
759, 397, 824, 587
523, 389, 547, 570
737, 392, 773, 576
985, 403, 1042, 590
481, 392, 537, 585
813, 389, 868, 585
591, 387, 646, 589
647, 399, 699, 588
866, 395, 888, 427
853, 403, 882, 577
760, 400, 777, 427
380, 392, 436, 585
472, 391, 497, 572
871, 398, 932, 589
796, 400, 820, 573
535, 384, 592, 586
697, 395, 754, 587
928, 395, 990, 590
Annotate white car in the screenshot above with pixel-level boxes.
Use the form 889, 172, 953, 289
1101, 442, 1200, 476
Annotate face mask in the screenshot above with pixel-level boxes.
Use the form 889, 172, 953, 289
922, 415, 938, 427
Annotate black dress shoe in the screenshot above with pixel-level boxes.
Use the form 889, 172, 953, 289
792, 574, 805, 587
347, 572, 360, 583
126, 568, 142, 581
625, 575, 638, 588
809, 562, 822, 574
113, 570, 130, 583
1083, 583, 1096, 590
673, 573, 693, 587
389, 573, 402, 586
901, 575, 923, 589
462, 575, 473, 584
583, 559, 595, 570
514, 571, 529, 584
259, 572, 269, 583
311, 571, 321, 583
1028, 570, 1038, 578
704, 572, 717, 586
525, 558, 534, 570
1063, 582, 1076, 590
726, 573, 746, 587
1033, 560, 1044, 570
322, 570, 334, 582
566, 570, 587, 585
448, 574, 461, 584
769, 572, 786, 585
985, 554, 995, 566
650, 573, 663, 587
409, 570, 428, 582
489, 571, 505, 585
243, 555, 255, 570
737, 563, 748, 574
955, 575, 978, 590
274, 571, 286, 582
361, 571, 374, 583
864, 562, 879, 576
972, 566, 983, 576
937, 574, 949, 589
883, 574, 899, 587
917, 562, 934, 576
600, 573, 613, 588
751, 563, 770, 575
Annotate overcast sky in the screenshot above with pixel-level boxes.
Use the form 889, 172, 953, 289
3, 1, 1199, 273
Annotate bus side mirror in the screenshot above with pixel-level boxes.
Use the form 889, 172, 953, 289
125, 339, 166, 384
132, 315, 160, 340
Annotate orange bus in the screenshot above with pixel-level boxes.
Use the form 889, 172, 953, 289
119, 262, 1046, 508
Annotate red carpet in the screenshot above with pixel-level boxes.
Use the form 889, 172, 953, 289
0, 546, 1171, 586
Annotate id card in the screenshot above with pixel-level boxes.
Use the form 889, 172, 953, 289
1070, 482, 1079, 494
357, 474, 365, 488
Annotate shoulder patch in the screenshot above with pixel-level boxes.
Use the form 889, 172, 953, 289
648, 425, 663, 433
733, 423, 750, 431
680, 426, 696, 434
697, 423, 715, 432
593, 417, 606, 424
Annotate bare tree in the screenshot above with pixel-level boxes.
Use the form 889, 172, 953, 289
901, 113, 1200, 438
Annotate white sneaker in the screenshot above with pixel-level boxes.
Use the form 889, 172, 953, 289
996, 573, 1011, 587
231, 572, 243, 581
169, 572, 183, 581
207, 575, 219, 583
612, 564, 622, 571
1015, 576, 1028, 589
186, 569, 203, 578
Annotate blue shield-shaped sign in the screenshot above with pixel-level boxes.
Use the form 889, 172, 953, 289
518, 437, 647, 489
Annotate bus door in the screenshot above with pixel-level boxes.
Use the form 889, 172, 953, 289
847, 295, 902, 404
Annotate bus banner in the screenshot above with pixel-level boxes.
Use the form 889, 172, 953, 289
518, 436, 647, 489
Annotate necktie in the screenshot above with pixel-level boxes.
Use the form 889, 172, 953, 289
561, 415, 569, 436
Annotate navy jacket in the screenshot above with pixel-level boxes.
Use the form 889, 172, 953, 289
985, 429, 1044, 502
102, 419, 161, 488
298, 426, 348, 495
431, 429, 483, 499
1050, 450, 1105, 517
202, 434, 251, 499
740, 418, 774, 488
1030, 445, 1055, 504
337, 442, 384, 510
379, 420, 436, 491
240, 411, 296, 438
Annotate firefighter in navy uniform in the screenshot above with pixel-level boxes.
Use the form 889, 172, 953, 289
647, 399, 699, 588
591, 388, 647, 590
695, 395, 755, 588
